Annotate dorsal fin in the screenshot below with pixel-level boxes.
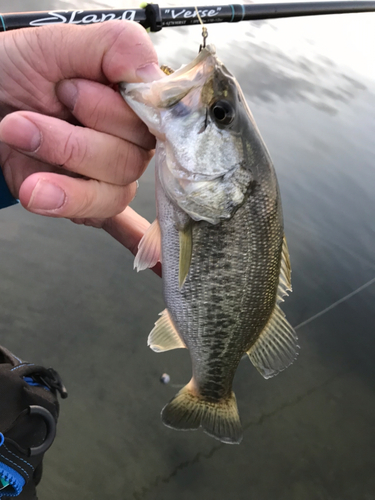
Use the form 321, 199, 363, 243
247, 304, 298, 379
134, 219, 161, 272
277, 236, 292, 303
148, 309, 186, 352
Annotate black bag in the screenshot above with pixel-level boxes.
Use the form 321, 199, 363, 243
0, 346, 67, 499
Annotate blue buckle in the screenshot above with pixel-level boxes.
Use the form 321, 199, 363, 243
0, 460, 25, 497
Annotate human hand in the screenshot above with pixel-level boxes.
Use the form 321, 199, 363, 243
0, 21, 164, 270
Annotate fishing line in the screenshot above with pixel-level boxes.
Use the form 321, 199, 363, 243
294, 275, 375, 331
160, 274, 375, 383
161, 275, 375, 384
194, 5, 208, 50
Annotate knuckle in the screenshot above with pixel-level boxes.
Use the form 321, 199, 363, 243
113, 143, 131, 183
101, 21, 158, 80
60, 129, 88, 171
76, 185, 97, 215
100, 20, 148, 47
107, 183, 136, 216
88, 96, 106, 130
120, 183, 137, 207
69, 180, 131, 219
69, 188, 96, 219
116, 144, 151, 185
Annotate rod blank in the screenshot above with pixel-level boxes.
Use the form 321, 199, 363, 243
1, 1, 375, 32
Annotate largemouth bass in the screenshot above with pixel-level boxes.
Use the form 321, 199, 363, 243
120, 46, 298, 444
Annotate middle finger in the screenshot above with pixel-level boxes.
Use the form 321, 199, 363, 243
0, 111, 154, 185
56, 79, 157, 150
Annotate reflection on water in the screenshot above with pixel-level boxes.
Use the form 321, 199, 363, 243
0, 1, 375, 499
233, 39, 368, 115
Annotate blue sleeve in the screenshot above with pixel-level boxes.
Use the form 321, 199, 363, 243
0, 167, 18, 209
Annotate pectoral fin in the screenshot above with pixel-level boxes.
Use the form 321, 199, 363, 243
134, 219, 161, 272
148, 309, 186, 352
247, 305, 299, 379
179, 222, 192, 288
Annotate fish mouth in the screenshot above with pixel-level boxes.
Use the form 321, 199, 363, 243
121, 44, 232, 128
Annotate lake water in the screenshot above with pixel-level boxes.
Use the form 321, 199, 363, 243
0, 1, 375, 499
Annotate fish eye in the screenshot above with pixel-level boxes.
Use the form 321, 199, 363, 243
210, 100, 235, 126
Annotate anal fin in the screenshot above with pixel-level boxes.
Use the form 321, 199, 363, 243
134, 219, 161, 272
148, 309, 186, 352
247, 305, 299, 379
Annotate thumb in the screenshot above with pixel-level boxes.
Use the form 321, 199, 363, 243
0, 21, 163, 116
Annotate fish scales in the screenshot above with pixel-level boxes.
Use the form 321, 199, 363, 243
121, 45, 298, 444
160, 173, 283, 401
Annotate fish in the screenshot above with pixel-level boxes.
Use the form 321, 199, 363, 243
120, 45, 298, 444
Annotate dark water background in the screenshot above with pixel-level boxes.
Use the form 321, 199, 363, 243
0, 2, 375, 499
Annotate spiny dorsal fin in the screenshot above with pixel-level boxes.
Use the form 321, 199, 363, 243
134, 219, 161, 272
179, 222, 192, 289
277, 236, 292, 303
247, 304, 299, 379
148, 309, 186, 352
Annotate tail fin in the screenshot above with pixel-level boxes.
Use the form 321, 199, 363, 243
161, 383, 243, 444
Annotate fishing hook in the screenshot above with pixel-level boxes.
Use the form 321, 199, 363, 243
195, 6, 208, 51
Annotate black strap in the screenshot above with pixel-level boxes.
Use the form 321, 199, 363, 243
0, 346, 66, 498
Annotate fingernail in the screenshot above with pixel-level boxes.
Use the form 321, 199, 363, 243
28, 180, 66, 212
136, 63, 165, 83
56, 80, 78, 111
4, 116, 41, 152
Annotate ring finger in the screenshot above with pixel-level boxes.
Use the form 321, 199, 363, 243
1, 147, 137, 218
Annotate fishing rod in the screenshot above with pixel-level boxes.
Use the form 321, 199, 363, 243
1, 1, 375, 32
